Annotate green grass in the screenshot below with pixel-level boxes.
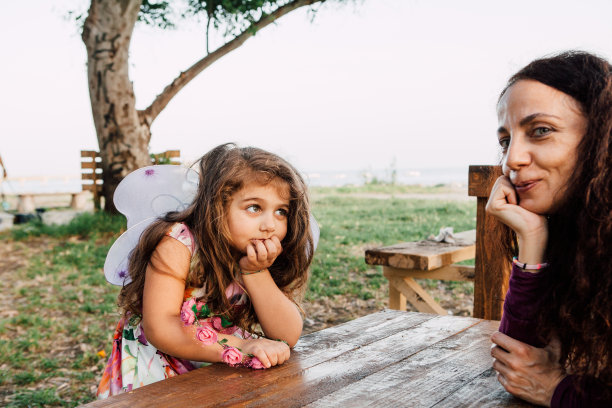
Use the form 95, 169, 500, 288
0, 186, 476, 405
308, 194, 475, 300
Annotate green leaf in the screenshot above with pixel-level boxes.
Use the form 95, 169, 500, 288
221, 316, 233, 327
123, 329, 136, 341
198, 304, 210, 318
218, 338, 228, 345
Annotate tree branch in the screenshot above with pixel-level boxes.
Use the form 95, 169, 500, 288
140, 0, 326, 125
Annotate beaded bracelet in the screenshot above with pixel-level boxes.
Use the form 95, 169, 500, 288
241, 269, 264, 275
512, 256, 549, 270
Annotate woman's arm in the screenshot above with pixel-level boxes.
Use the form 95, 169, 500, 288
141, 237, 290, 368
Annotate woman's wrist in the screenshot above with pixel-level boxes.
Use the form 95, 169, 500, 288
516, 229, 548, 268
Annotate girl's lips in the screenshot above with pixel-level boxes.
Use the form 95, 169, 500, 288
514, 180, 539, 193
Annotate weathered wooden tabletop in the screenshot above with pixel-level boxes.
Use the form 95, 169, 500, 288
84, 310, 532, 407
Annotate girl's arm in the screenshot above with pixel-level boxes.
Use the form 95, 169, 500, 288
141, 237, 289, 368
242, 269, 303, 347
239, 237, 303, 347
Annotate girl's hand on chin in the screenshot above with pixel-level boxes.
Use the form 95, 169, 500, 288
239, 236, 283, 273
486, 176, 548, 240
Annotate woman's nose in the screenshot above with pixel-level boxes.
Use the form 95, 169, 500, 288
503, 135, 531, 173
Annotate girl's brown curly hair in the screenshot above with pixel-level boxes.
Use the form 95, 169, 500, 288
117, 143, 315, 335
498, 51, 612, 394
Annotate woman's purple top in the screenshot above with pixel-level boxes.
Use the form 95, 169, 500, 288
500, 264, 610, 407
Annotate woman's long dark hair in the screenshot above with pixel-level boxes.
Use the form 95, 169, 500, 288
499, 51, 612, 391
117, 143, 314, 334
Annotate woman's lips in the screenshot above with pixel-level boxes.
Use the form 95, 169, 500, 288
513, 180, 539, 194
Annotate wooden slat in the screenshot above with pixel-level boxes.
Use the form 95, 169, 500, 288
81, 161, 103, 169
222, 315, 480, 408
434, 368, 531, 407
384, 264, 475, 281
304, 320, 516, 407
82, 184, 102, 192
385, 273, 447, 314
468, 165, 502, 197
82, 310, 438, 407
81, 173, 103, 180
365, 239, 475, 271
81, 150, 99, 158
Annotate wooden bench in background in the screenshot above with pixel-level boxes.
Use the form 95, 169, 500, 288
80, 150, 181, 210
366, 165, 511, 320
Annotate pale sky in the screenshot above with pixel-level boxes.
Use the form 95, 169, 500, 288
2, 0, 612, 179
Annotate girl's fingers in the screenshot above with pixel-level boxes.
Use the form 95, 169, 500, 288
246, 243, 257, 263
254, 350, 271, 368
270, 236, 283, 254
253, 240, 268, 262
263, 239, 278, 259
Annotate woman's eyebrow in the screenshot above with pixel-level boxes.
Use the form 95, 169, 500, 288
519, 113, 561, 127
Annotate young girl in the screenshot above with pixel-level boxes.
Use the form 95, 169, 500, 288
97, 143, 316, 398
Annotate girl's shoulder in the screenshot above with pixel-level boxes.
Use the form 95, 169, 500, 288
166, 222, 196, 255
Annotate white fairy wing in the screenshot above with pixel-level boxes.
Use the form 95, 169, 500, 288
104, 165, 198, 285
114, 165, 198, 229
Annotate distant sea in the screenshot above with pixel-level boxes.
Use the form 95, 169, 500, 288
1, 167, 468, 195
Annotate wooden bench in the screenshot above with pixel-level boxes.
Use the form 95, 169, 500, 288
366, 165, 511, 320
16, 192, 88, 213
81, 150, 181, 210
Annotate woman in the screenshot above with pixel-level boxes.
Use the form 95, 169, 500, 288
486, 51, 611, 407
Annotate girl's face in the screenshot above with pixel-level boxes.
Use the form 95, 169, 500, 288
226, 179, 290, 253
496, 79, 587, 214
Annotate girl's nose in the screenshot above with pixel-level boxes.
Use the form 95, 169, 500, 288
502, 135, 531, 174
259, 213, 276, 232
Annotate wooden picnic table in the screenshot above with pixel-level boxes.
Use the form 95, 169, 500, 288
84, 309, 531, 407
365, 230, 476, 315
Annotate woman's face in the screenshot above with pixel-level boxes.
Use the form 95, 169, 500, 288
496, 79, 587, 214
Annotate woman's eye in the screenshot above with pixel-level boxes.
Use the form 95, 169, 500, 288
246, 205, 260, 213
533, 127, 552, 137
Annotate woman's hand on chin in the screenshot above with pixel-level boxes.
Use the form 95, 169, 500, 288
486, 175, 549, 264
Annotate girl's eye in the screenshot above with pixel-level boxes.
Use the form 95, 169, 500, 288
533, 127, 552, 137
246, 205, 260, 213
275, 208, 288, 217
498, 137, 510, 150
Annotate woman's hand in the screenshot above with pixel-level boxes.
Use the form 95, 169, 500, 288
491, 331, 566, 406
485, 175, 548, 265
241, 337, 291, 368
239, 236, 283, 273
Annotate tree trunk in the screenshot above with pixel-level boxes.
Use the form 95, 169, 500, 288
82, 0, 151, 213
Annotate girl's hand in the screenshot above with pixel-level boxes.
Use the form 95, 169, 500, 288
485, 175, 548, 264
239, 236, 283, 273
491, 332, 566, 406
241, 337, 291, 368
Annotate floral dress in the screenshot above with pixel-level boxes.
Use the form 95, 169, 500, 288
96, 223, 254, 399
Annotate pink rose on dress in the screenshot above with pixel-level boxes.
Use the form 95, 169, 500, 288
221, 347, 243, 366
249, 357, 266, 370
211, 316, 223, 331
195, 324, 218, 345
180, 299, 196, 325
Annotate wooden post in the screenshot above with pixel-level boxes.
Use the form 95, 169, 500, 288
468, 165, 511, 320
